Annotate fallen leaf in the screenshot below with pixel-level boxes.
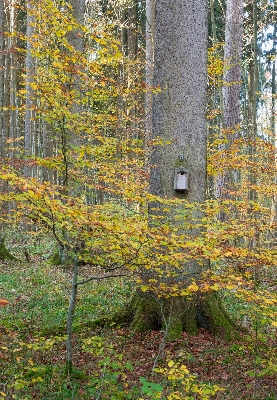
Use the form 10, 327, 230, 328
0, 299, 9, 306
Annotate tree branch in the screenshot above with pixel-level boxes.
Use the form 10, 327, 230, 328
76, 273, 130, 286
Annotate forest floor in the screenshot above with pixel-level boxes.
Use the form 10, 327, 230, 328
1, 256, 277, 399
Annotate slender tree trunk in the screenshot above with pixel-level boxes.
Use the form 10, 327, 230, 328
0, 0, 4, 158
145, 0, 155, 146
270, 7, 276, 127
248, 1, 258, 145
222, 0, 243, 131
25, 1, 36, 176
66, 257, 79, 374
248, 1, 258, 207
126, 0, 137, 139
215, 0, 243, 218
59, 0, 85, 261
9, 0, 16, 148
270, 25, 277, 245
1, 1, 10, 222
3, 37, 10, 157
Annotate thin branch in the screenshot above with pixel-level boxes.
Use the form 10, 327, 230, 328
268, 228, 277, 241
76, 273, 130, 286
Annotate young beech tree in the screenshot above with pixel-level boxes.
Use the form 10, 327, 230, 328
0, 0, 149, 372
117, 0, 238, 339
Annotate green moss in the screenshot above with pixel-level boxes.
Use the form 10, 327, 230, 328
200, 292, 242, 341
131, 293, 161, 332
129, 291, 241, 340
39, 324, 66, 336
49, 250, 62, 266
0, 238, 17, 261
183, 301, 198, 335
167, 320, 183, 340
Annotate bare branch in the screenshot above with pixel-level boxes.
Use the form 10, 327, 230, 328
76, 273, 130, 286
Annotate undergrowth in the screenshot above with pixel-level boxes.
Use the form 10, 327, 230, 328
1, 255, 277, 399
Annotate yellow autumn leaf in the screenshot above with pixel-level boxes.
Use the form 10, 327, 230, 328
272, 321, 277, 327
180, 365, 189, 374
187, 284, 199, 293
168, 360, 174, 368
264, 299, 275, 305
225, 284, 235, 290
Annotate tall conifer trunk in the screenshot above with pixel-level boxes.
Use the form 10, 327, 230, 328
120, 0, 239, 340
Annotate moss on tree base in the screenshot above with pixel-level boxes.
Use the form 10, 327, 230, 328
94, 290, 242, 341
0, 238, 17, 261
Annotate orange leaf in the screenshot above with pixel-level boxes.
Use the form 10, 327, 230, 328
0, 299, 9, 306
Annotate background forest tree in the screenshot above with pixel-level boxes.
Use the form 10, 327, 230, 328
1, 0, 277, 399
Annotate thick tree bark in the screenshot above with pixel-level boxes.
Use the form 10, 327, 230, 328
150, 0, 207, 202
128, 0, 239, 339
127, 291, 239, 340
97, 289, 240, 341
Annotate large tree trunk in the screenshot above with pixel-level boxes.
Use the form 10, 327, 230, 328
128, 0, 239, 340
150, 0, 207, 202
